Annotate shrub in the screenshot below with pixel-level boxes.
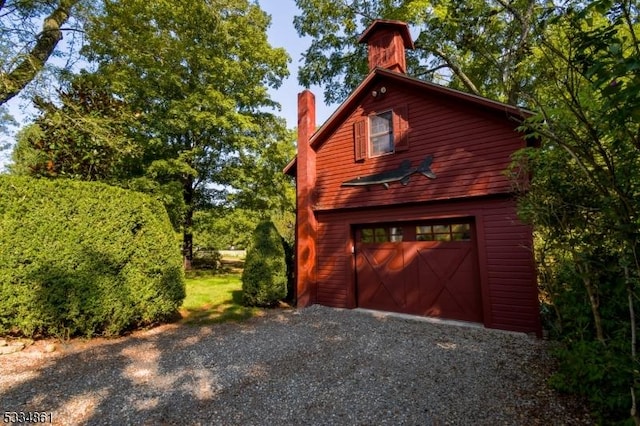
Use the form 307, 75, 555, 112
542, 252, 636, 422
241, 220, 287, 307
550, 339, 632, 423
191, 248, 223, 271
0, 176, 185, 338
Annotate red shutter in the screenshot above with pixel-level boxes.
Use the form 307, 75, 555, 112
394, 105, 409, 152
354, 119, 367, 161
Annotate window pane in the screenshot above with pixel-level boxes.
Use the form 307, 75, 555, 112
361, 229, 374, 243
371, 134, 393, 156
416, 225, 431, 234
452, 233, 470, 241
434, 233, 451, 242
369, 112, 393, 156
374, 228, 388, 243
433, 225, 449, 234
452, 224, 470, 233
416, 225, 432, 241
390, 227, 403, 242
452, 224, 471, 241
370, 112, 391, 134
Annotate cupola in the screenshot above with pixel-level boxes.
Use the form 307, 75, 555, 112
358, 19, 414, 74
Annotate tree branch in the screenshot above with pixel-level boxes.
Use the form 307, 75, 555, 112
431, 47, 481, 96
0, 0, 77, 106
415, 63, 450, 78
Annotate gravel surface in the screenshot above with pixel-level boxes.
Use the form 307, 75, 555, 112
1, 305, 592, 425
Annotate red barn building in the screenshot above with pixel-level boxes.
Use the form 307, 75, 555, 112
285, 20, 541, 335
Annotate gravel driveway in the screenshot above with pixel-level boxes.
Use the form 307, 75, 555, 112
1, 306, 591, 425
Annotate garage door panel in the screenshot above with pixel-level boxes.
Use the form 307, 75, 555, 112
415, 244, 471, 282
356, 222, 483, 323
415, 244, 482, 322
357, 245, 406, 311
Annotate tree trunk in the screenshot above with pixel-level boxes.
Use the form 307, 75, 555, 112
584, 275, 605, 343
625, 265, 640, 424
0, 0, 77, 106
182, 176, 194, 270
576, 261, 605, 343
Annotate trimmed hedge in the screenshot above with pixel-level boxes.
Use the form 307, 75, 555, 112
241, 220, 287, 307
0, 176, 185, 338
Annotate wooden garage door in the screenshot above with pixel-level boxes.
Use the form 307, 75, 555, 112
355, 222, 483, 323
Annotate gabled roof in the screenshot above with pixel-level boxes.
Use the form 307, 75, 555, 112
284, 68, 532, 176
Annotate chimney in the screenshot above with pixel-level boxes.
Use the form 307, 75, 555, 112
295, 90, 317, 307
358, 19, 414, 74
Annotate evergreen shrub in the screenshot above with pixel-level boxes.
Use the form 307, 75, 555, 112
241, 220, 287, 307
0, 176, 185, 338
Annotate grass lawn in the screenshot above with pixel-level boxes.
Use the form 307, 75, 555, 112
180, 271, 261, 325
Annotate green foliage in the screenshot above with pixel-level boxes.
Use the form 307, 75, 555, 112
550, 339, 632, 424
193, 207, 295, 254
227, 122, 297, 215
79, 0, 292, 264
123, 176, 186, 231
294, 0, 542, 105
190, 249, 223, 272
507, 2, 640, 421
0, 0, 93, 105
241, 221, 287, 307
82, 0, 290, 204
0, 175, 185, 338
11, 74, 142, 181
193, 207, 262, 251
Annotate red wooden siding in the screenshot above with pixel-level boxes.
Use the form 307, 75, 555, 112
481, 202, 539, 332
316, 219, 352, 307
313, 80, 526, 211
314, 197, 541, 334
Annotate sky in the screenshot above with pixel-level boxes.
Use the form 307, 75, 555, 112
0, 0, 338, 171
260, 0, 337, 128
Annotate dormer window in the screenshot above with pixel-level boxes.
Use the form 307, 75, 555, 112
370, 111, 394, 156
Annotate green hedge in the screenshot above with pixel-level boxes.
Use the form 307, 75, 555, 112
0, 176, 185, 338
241, 220, 287, 307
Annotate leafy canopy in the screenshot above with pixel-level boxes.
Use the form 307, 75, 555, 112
9, 0, 294, 266
81, 0, 291, 209
294, 0, 542, 105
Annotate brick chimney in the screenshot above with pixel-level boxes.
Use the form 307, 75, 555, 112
295, 90, 317, 307
358, 19, 414, 74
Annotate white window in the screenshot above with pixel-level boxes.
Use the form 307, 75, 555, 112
353, 106, 408, 162
369, 111, 394, 156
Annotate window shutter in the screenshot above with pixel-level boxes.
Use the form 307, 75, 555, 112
394, 105, 409, 152
354, 119, 367, 161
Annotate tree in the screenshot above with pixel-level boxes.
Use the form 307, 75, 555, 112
11, 72, 141, 180
516, 2, 640, 421
80, 0, 290, 268
193, 207, 261, 251
294, 0, 542, 106
241, 220, 288, 307
0, 0, 93, 106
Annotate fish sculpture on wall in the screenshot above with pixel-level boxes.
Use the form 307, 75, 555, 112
341, 156, 436, 189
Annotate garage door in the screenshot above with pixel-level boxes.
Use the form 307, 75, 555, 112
355, 221, 483, 323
